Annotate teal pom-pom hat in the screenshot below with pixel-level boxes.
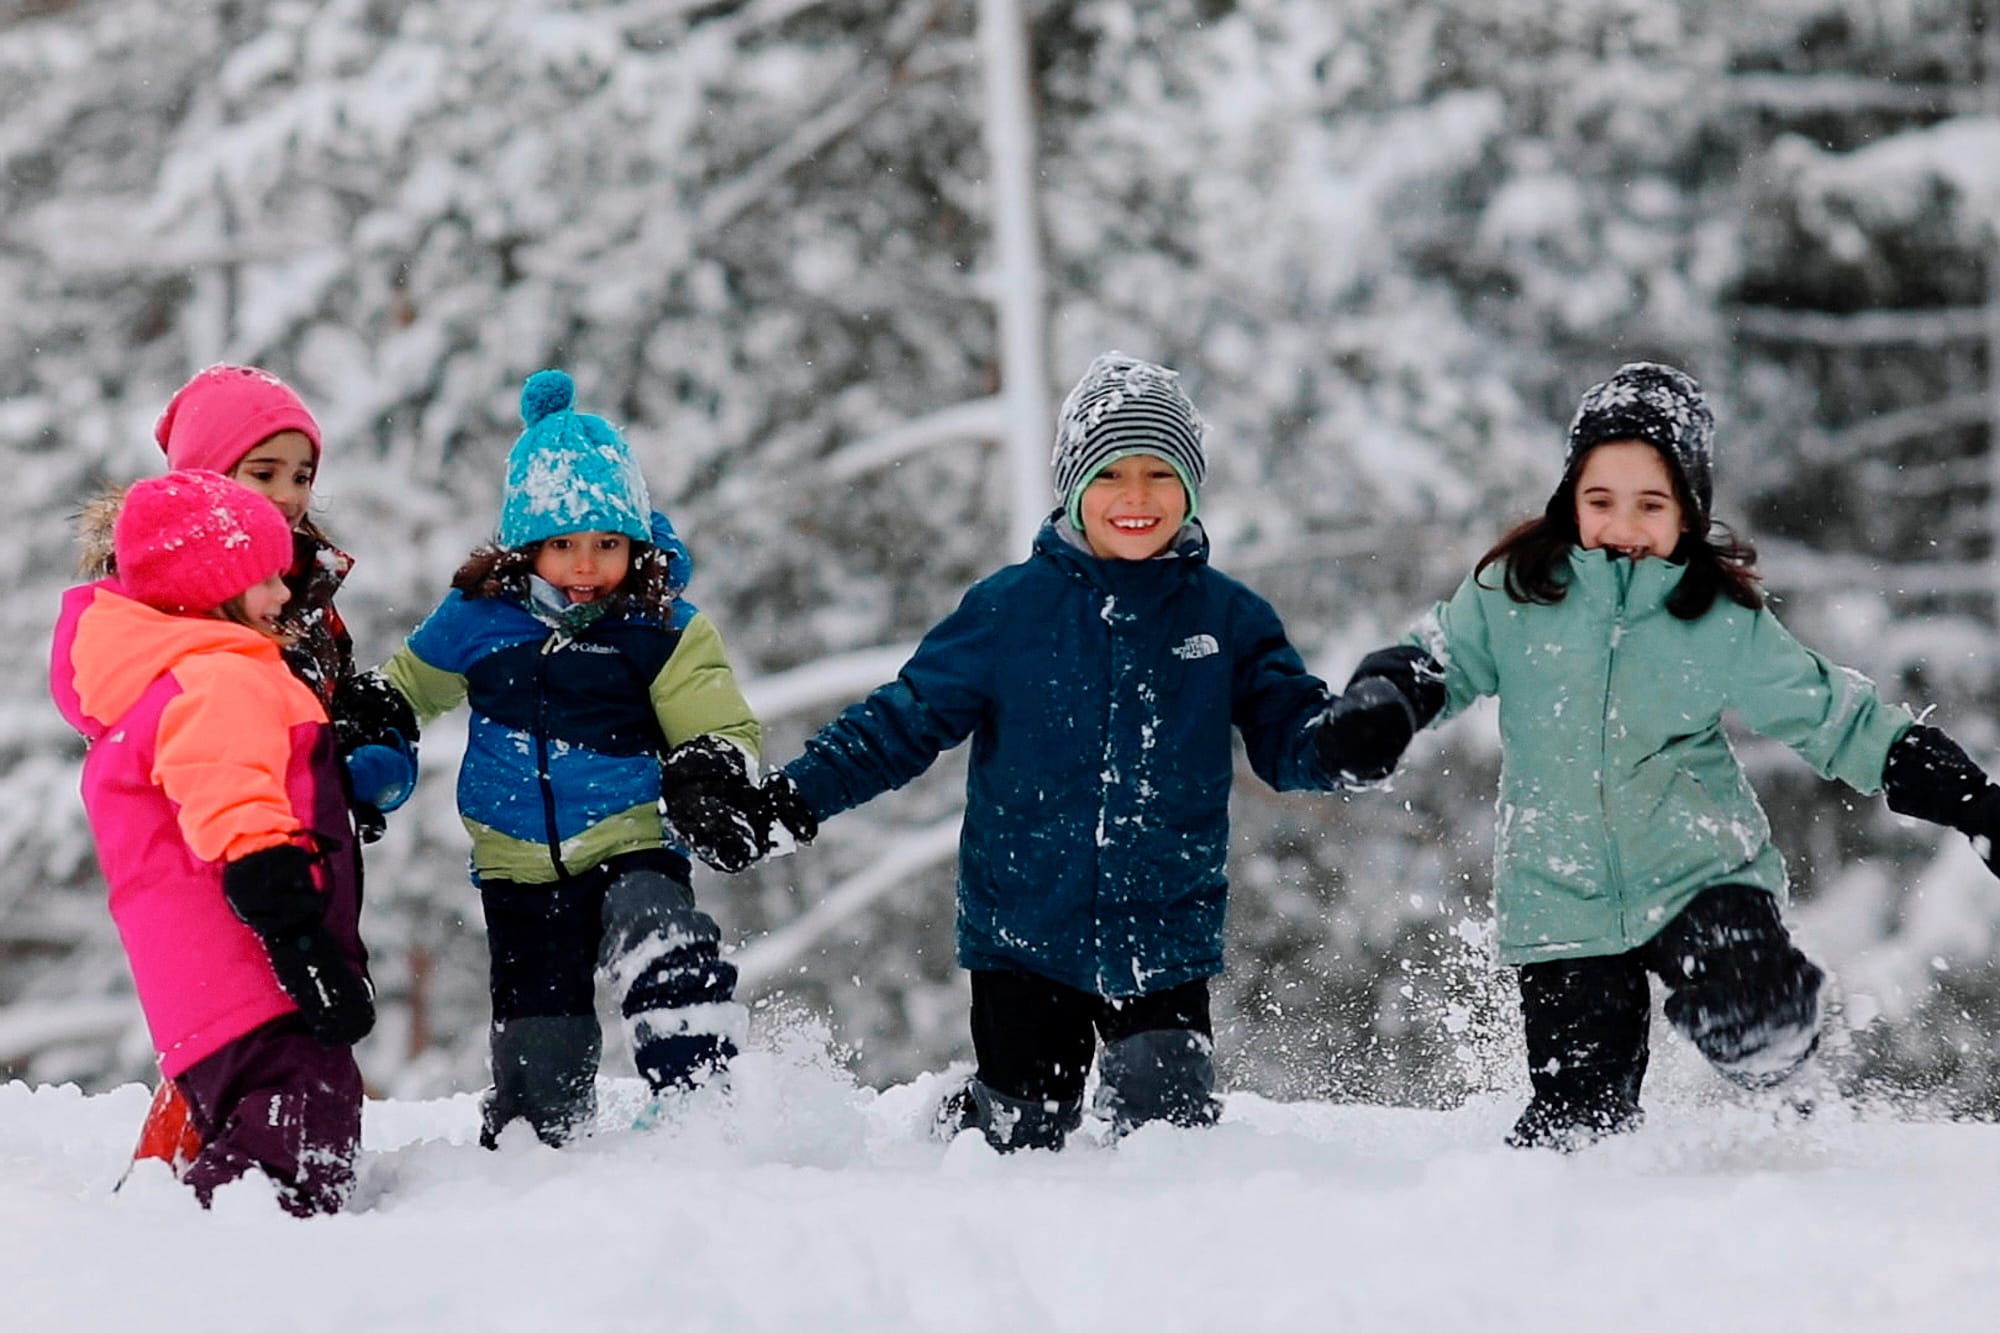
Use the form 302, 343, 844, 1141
496, 369, 653, 548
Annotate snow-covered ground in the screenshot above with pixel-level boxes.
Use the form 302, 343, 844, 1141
3, 1014, 1997, 1333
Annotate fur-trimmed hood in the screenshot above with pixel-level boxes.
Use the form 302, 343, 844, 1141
75, 485, 126, 581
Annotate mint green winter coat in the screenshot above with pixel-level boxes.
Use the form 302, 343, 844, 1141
1411, 547, 1914, 965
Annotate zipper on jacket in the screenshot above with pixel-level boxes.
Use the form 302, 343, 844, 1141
1598, 558, 1632, 939
536, 634, 571, 881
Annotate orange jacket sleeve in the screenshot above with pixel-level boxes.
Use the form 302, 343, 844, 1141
153, 652, 323, 864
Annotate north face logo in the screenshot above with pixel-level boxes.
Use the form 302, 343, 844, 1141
1172, 634, 1220, 661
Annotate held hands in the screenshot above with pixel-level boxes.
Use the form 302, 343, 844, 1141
346, 738, 415, 812
221, 844, 375, 1047
1315, 647, 1446, 787
333, 671, 421, 843
661, 736, 774, 873
763, 770, 819, 850
1883, 724, 2000, 876
661, 736, 819, 873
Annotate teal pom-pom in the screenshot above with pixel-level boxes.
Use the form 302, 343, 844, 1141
521, 369, 575, 426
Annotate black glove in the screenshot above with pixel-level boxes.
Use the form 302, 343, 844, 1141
222, 844, 376, 1047
331, 669, 421, 754
1883, 724, 2000, 873
763, 770, 818, 847
1316, 677, 1419, 785
350, 802, 388, 846
661, 736, 769, 873
1347, 646, 1446, 729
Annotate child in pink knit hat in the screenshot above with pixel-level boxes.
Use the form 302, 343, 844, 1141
146, 365, 417, 836
50, 471, 374, 1215
97, 366, 417, 1173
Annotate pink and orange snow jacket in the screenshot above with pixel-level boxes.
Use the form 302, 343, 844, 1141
49, 579, 365, 1077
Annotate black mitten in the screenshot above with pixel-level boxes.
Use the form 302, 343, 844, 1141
1883, 724, 2000, 873
661, 736, 769, 873
1316, 676, 1419, 785
222, 844, 376, 1047
331, 669, 421, 754
1347, 645, 1446, 729
763, 770, 818, 847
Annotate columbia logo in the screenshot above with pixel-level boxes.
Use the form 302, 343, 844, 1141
1172, 633, 1220, 661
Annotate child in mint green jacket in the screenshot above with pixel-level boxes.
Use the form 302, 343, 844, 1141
1341, 362, 2000, 1149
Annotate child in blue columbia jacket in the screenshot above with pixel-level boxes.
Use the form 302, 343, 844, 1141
379, 370, 765, 1146
700, 353, 1418, 1151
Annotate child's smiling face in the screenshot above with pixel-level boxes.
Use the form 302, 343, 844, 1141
1079, 454, 1188, 560
533, 531, 632, 603
236, 571, 292, 631
228, 431, 317, 531
1574, 440, 1686, 560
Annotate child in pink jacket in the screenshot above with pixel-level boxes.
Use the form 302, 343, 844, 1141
50, 471, 373, 1215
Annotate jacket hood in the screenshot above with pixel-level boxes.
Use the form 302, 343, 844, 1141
74, 485, 124, 581
1038, 514, 1211, 601
51, 579, 289, 742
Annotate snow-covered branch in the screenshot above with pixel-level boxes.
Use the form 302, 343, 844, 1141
1731, 305, 1993, 346
1794, 393, 1992, 465
741, 644, 919, 722
820, 397, 1006, 482
0, 999, 135, 1067
733, 817, 961, 991
1722, 73, 1982, 115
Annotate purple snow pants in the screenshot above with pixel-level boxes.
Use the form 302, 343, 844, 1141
174, 1015, 363, 1217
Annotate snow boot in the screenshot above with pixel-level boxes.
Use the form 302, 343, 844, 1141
1093, 1028, 1223, 1137
600, 867, 746, 1095
480, 1014, 601, 1148
1657, 887, 1826, 1092
930, 1072, 980, 1143
1505, 1090, 1644, 1151
1511, 951, 1649, 1151
963, 1078, 1081, 1153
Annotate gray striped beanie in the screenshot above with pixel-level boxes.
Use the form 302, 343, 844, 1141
1052, 352, 1207, 528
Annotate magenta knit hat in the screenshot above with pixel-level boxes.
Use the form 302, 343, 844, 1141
153, 364, 322, 474
114, 471, 295, 614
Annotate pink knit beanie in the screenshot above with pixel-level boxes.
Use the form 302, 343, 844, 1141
115, 471, 295, 614
153, 364, 322, 474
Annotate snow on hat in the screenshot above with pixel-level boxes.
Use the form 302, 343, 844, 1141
115, 470, 294, 614
154, 364, 322, 474
1051, 352, 1208, 528
496, 369, 652, 548
1563, 362, 1715, 519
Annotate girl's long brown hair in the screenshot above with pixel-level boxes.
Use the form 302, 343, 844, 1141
1475, 442, 1764, 620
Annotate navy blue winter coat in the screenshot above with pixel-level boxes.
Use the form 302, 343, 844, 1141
784, 519, 1341, 996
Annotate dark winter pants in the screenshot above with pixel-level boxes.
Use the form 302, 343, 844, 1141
174, 1015, 363, 1217
479, 848, 741, 1146
1510, 884, 1824, 1148
967, 969, 1221, 1150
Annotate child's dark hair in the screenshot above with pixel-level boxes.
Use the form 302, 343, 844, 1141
452, 537, 681, 616
1475, 442, 1763, 619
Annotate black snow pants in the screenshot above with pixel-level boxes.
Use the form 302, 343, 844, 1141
1509, 884, 1824, 1149
478, 847, 741, 1146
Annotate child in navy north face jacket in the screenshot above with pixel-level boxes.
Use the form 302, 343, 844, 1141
693, 353, 1419, 1152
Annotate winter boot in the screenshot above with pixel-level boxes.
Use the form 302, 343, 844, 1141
1510, 952, 1649, 1152
931, 1074, 980, 1143
601, 868, 747, 1094
1505, 1089, 1644, 1151
1093, 1028, 1223, 1137
480, 1014, 602, 1148
1656, 887, 1826, 1092
965, 1078, 1082, 1153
